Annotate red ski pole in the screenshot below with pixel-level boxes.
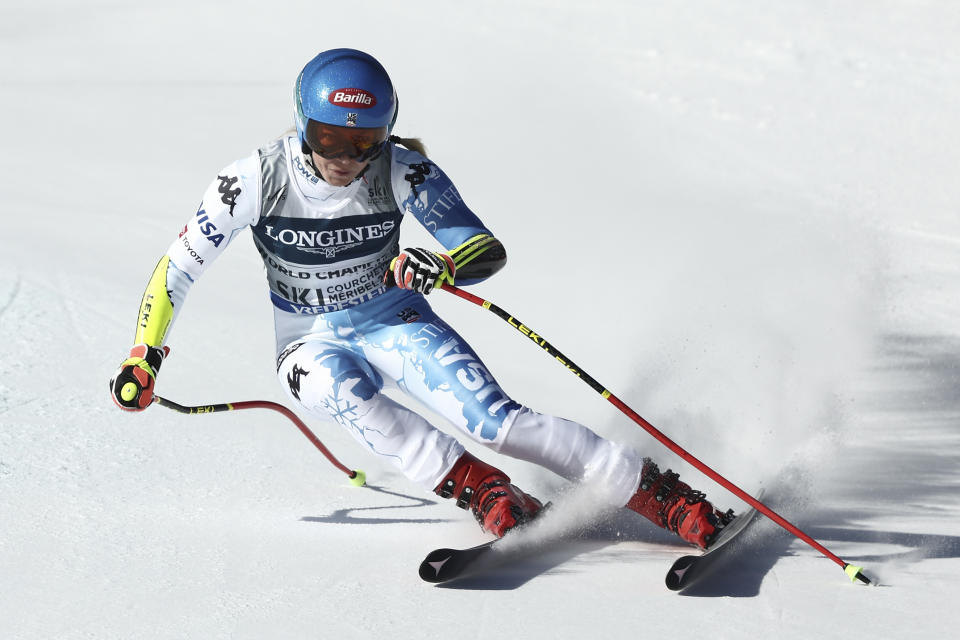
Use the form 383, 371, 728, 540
439, 282, 869, 585
152, 395, 366, 486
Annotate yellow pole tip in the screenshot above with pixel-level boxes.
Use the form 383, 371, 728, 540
844, 564, 871, 584
349, 469, 367, 487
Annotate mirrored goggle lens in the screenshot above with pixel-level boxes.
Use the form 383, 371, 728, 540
305, 121, 388, 161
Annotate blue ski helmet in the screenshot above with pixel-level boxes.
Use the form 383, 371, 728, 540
295, 48, 398, 149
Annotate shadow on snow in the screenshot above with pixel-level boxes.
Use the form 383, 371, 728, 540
300, 484, 454, 525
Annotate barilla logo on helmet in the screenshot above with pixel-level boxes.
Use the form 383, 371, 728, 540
329, 88, 377, 109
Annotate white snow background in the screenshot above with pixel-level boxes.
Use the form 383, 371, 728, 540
2, 1, 959, 638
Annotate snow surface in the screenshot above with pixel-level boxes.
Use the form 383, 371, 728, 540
2, 1, 959, 638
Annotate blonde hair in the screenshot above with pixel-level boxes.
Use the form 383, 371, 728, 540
389, 135, 427, 157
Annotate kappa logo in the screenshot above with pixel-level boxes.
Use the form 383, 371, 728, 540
404, 162, 433, 197
287, 364, 309, 401
397, 307, 421, 324
217, 175, 241, 216
329, 88, 377, 109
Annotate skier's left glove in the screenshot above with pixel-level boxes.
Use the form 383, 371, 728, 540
109, 344, 170, 411
385, 248, 456, 294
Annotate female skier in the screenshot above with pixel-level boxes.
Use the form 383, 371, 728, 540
110, 48, 731, 548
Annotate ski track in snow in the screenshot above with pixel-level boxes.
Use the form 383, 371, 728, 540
2, 1, 959, 639
0, 277, 20, 320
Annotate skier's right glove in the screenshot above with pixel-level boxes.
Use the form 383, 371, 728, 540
109, 344, 170, 411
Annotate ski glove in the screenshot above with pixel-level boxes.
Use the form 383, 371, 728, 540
109, 344, 169, 411
385, 248, 456, 295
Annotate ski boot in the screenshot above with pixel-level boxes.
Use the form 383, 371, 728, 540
434, 451, 543, 537
626, 460, 734, 549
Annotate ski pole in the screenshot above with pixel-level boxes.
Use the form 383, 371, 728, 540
439, 283, 870, 585
152, 395, 366, 486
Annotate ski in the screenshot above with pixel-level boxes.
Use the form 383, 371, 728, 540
421, 499, 765, 586
665, 499, 763, 591
419, 504, 553, 584
419, 538, 500, 583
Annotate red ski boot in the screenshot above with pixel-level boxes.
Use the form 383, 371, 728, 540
626, 461, 733, 549
434, 452, 543, 537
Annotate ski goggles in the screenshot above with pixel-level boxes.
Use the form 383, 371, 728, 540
304, 121, 389, 162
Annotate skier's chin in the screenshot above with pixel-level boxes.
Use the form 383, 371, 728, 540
314, 156, 368, 186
